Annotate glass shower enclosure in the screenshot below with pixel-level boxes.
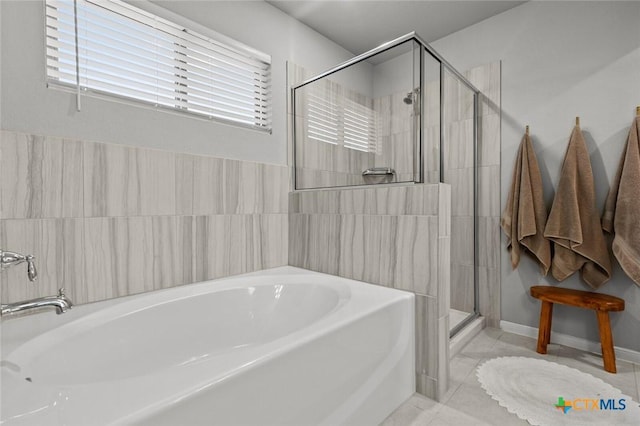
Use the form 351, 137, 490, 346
294, 40, 421, 188
292, 32, 480, 337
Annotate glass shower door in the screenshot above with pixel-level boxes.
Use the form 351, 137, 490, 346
293, 40, 421, 190
442, 69, 478, 334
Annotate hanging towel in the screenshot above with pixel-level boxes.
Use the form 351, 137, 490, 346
544, 125, 612, 288
602, 116, 640, 287
501, 132, 551, 275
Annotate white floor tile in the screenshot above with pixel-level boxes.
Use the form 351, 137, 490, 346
425, 405, 493, 426
381, 328, 640, 426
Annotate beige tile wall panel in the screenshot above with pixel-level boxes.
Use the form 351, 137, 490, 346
84, 217, 163, 302
190, 154, 225, 216
1, 131, 83, 219
1, 131, 289, 307
0, 218, 84, 304
84, 142, 176, 217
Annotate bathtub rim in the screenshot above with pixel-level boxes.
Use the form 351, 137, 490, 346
1, 266, 412, 357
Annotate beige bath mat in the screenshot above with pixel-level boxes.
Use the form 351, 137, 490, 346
476, 356, 640, 425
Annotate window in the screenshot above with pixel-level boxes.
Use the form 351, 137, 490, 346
45, 0, 272, 131
307, 84, 378, 153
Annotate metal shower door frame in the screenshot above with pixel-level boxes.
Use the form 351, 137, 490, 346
292, 32, 481, 336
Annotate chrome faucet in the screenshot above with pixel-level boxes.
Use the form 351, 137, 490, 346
1, 249, 38, 281
1, 288, 73, 316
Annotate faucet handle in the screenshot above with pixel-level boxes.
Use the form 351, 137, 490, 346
57, 288, 73, 312
26, 255, 37, 282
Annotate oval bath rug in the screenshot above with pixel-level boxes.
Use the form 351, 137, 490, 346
476, 356, 640, 425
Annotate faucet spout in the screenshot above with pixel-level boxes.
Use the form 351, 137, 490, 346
1, 288, 73, 316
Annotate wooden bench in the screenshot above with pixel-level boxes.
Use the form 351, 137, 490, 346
530, 286, 625, 373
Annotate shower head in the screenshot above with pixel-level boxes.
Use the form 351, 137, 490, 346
403, 88, 420, 105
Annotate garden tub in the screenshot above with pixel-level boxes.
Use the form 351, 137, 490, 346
1, 266, 414, 425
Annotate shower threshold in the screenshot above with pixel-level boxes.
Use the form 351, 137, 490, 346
450, 315, 485, 358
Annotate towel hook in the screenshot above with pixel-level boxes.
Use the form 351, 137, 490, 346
525, 125, 530, 135
636, 106, 639, 116
575, 116, 580, 127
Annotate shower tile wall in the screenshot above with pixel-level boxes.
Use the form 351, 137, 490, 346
289, 183, 451, 401
0, 131, 289, 305
423, 78, 442, 184
373, 94, 415, 182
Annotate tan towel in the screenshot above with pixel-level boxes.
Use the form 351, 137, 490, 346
501, 133, 551, 275
602, 116, 640, 287
544, 125, 612, 288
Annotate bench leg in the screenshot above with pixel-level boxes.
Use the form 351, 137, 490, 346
536, 301, 553, 354
596, 310, 616, 373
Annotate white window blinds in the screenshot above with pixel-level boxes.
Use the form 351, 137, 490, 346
45, 0, 272, 131
307, 85, 378, 153
343, 98, 377, 153
307, 90, 340, 145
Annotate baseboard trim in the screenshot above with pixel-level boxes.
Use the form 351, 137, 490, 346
500, 320, 640, 365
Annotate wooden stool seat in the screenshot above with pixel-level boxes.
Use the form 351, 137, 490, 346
530, 285, 625, 373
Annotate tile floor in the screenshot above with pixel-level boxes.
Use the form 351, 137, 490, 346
382, 327, 640, 425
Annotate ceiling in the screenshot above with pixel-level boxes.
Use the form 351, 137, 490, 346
267, 0, 526, 54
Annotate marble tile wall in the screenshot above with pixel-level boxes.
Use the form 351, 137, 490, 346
423, 78, 442, 184
373, 93, 415, 182
289, 183, 451, 401
0, 130, 289, 305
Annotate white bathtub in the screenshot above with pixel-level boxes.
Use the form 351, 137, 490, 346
1, 266, 415, 425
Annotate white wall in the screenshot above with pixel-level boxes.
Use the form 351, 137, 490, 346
372, 48, 414, 99
0, 0, 371, 165
432, 1, 640, 352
